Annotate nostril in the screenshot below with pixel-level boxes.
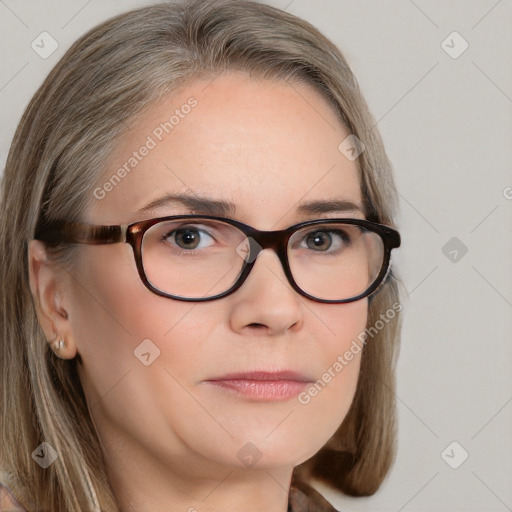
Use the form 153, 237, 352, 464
242, 323, 268, 336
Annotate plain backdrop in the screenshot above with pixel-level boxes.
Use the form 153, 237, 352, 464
1, 1, 511, 511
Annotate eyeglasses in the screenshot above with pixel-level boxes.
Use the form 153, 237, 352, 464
35, 215, 400, 303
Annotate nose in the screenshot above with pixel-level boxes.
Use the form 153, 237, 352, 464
228, 248, 303, 336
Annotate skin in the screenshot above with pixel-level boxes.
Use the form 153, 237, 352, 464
29, 71, 367, 512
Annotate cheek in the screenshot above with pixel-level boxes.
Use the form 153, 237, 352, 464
70, 246, 215, 459
291, 300, 367, 453
70, 243, 195, 340
68, 245, 202, 403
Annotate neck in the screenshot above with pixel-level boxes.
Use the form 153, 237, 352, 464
101, 430, 294, 512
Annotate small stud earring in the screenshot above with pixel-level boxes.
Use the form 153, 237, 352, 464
52, 337, 65, 353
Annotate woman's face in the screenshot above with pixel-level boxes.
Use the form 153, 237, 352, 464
66, 72, 367, 477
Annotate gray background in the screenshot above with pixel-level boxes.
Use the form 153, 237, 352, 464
1, 1, 511, 510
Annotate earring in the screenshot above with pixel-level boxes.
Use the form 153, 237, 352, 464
52, 337, 65, 354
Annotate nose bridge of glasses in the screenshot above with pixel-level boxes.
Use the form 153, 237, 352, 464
237, 228, 289, 266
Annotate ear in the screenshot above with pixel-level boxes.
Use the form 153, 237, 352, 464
28, 240, 77, 359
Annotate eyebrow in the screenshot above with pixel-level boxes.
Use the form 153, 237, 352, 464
135, 193, 236, 217
134, 193, 364, 218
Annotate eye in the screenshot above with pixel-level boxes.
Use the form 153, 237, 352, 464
165, 226, 215, 250
301, 229, 351, 252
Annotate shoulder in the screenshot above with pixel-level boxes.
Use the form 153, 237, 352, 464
0, 482, 27, 511
289, 482, 339, 512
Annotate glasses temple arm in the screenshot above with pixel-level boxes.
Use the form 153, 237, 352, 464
35, 221, 127, 245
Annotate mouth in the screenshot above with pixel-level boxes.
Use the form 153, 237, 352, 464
203, 371, 314, 402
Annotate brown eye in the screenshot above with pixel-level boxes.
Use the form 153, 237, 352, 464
305, 231, 332, 251
302, 229, 351, 252
161, 225, 216, 251
174, 228, 201, 250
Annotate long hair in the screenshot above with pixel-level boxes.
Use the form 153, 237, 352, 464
0, 1, 402, 510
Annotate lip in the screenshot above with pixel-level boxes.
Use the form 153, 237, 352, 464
204, 371, 314, 402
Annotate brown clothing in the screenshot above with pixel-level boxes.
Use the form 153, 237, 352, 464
1, 481, 339, 511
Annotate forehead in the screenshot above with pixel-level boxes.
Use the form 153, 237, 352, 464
89, 71, 363, 228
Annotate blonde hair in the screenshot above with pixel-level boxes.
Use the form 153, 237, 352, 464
0, 1, 401, 510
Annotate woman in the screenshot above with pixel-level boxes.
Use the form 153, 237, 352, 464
0, 1, 402, 510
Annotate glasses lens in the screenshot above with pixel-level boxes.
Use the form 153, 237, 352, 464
288, 222, 384, 301
141, 218, 386, 301
141, 218, 247, 299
